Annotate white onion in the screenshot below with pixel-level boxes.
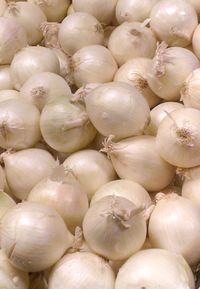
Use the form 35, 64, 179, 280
102, 135, 175, 192
67, 4, 74, 16
72, 45, 118, 87
0, 249, 29, 289
108, 22, 157, 66
3, 148, 57, 200
28, 165, 89, 233
192, 24, 200, 60
181, 68, 200, 109
156, 107, 200, 168
72, 0, 118, 25
85, 82, 150, 139
150, 0, 198, 47
40, 96, 96, 153
63, 149, 117, 200
0, 65, 13, 90
116, 249, 195, 289
0, 89, 19, 102
1, 202, 73, 272
10, 46, 60, 90
0, 99, 41, 150
0, 0, 7, 16
145, 102, 184, 136
4, 2, 47, 45
29, 0, 70, 22
0, 191, 16, 220
91, 179, 152, 210
147, 43, 200, 100
114, 58, 161, 108
20, 72, 71, 111
51, 48, 73, 85
116, 0, 159, 24
59, 12, 104, 56
149, 193, 200, 266
0, 17, 27, 65
49, 252, 115, 289
83, 196, 146, 260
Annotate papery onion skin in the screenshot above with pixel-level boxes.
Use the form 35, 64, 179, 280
0, 17, 27, 65
181, 68, 200, 109
108, 22, 157, 66
20, 72, 71, 111
0, 99, 41, 150
72, 45, 118, 88
85, 82, 150, 140
4, 2, 47, 45
149, 194, 200, 266
147, 44, 200, 100
0, 249, 29, 289
90, 179, 152, 209
145, 102, 184, 136
3, 148, 57, 200
28, 166, 89, 233
83, 196, 147, 260
59, 12, 104, 56
48, 252, 115, 289
72, 0, 118, 25
10, 46, 60, 90
115, 249, 195, 289
114, 58, 161, 108
40, 97, 96, 153
1, 202, 73, 272
104, 135, 175, 192
29, 0, 70, 22
116, 0, 159, 24
63, 149, 117, 200
0, 65, 14, 90
150, 0, 198, 47
156, 108, 200, 168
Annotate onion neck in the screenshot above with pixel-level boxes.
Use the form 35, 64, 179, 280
155, 192, 179, 203
41, 22, 60, 49
100, 135, 115, 159
153, 41, 168, 77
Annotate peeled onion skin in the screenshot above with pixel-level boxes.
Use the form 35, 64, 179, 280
1, 202, 74, 272
83, 196, 147, 261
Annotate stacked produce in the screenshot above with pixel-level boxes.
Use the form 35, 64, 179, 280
1, 0, 200, 288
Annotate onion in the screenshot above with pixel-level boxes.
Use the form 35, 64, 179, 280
20, 72, 71, 111
4, 2, 47, 45
85, 82, 150, 139
145, 102, 184, 136
1, 202, 73, 272
48, 252, 115, 289
114, 58, 161, 108
40, 96, 96, 153
0, 17, 27, 65
51, 48, 73, 85
28, 165, 89, 233
0, 0, 7, 16
192, 25, 200, 60
83, 196, 146, 260
72, 0, 118, 25
108, 22, 157, 66
150, 0, 198, 47
147, 43, 200, 100
59, 12, 104, 56
182, 178, 200, 207
10, 46, 60, 90
67, 4, 74, 16
41, 22, 60, 49
0, 65, 13, 89
181, 68, 200, 109
0, 99, 41, 150
102, 135, 175, 191
72, 45, 118, 88
0, 249, 29, 289
63, 149, 117, 200
3, 148, 58, 200
90, 179, 152, 210
29, 0, 70, 22
156, 107, 200, 168
0, 89, 19, 102
115, 249, 195, 289
0, 191, 16, 220
116, 0, 159, 24
149, 193, 200, 266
